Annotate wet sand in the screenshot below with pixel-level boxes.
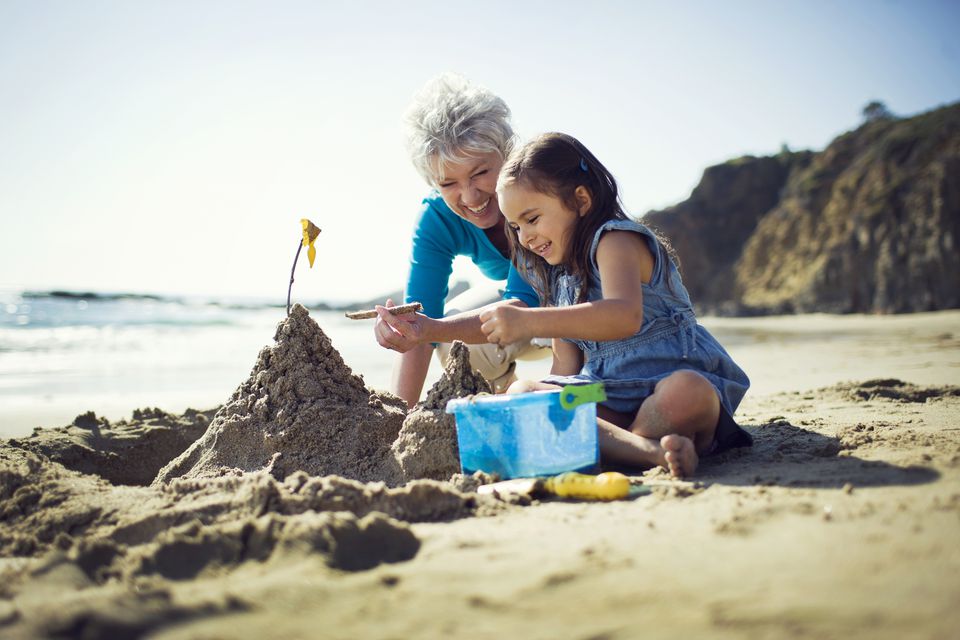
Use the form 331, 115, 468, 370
1, 307, 958, 639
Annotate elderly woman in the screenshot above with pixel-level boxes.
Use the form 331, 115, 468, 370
375, 73, 547, 408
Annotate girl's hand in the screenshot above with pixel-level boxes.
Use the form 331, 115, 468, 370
375, 299, 424, 353
479, 304, 530, 346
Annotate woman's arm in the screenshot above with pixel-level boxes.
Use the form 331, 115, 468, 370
390, 343, 433, 409
479, 231, 654, 344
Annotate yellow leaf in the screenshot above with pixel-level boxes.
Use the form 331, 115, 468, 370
300, 218, 321, 268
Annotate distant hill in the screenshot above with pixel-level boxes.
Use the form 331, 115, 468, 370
643, 102, 960, 315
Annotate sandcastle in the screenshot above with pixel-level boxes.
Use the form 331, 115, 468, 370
153, 304, 491, 487
155, 304, 410, 485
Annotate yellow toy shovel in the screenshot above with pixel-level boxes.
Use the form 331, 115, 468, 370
478, 471, 645, 501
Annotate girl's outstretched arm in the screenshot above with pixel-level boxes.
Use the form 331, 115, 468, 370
479, 230, 654, 344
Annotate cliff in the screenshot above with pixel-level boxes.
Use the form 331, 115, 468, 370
642, 102, 960, 314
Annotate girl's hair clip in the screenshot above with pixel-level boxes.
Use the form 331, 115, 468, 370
579, 158, 589, 172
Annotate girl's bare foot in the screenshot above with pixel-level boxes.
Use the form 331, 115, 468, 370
661, 434, 698, 477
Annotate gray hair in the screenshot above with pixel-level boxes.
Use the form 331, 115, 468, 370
403, 72, 515, 186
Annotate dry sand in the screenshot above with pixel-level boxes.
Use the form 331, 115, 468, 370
1, 306, 959, 639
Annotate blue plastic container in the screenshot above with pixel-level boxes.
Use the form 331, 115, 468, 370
445, 385, 604, 479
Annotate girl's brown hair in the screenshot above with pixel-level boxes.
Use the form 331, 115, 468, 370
498, 132, 629, 304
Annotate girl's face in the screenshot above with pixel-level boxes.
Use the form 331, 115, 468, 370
433, 151, 504, 230
498, 181, 584, 266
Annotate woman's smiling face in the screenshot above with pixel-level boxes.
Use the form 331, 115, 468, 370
433, 151, 504, 230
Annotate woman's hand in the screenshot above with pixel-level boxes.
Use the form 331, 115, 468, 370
375, 299, 425, 353
479, 304, 531, 346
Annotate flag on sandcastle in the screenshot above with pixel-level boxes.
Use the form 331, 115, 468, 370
153, 304, 407, 486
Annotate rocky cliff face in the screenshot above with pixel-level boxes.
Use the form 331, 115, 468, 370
642, 102, 960, 314
643, 152, 813, 313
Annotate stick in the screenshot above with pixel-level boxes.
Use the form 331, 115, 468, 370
286, 239, 303, 316
345, 302, 422, 320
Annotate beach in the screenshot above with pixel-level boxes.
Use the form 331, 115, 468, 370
1, 305, 959, 639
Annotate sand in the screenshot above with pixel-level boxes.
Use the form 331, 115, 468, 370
1, 307, 959, 639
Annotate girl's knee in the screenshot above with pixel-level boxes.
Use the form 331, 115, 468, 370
659, 369, 709, 390
652, 371, 719, 427
658, 370, 714, 400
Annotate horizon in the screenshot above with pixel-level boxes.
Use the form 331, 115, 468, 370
2, 1, 959, 302
0, 283, 422, 306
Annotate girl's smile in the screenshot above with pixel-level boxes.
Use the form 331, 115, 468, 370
531, 239, 553, 259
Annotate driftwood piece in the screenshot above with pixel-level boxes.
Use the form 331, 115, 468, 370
344, 302, 423, 320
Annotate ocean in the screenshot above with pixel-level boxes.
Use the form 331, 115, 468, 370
0, 290, 409, 438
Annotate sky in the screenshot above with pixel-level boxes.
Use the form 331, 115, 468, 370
1, 0, 958, 304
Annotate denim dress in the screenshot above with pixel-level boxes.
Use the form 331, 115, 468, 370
543, 219, 752, 451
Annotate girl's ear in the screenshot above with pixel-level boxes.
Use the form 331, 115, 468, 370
574, 186, 592, 217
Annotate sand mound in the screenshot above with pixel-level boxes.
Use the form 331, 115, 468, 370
7, 407, 215, 486
0, 444, 150, 558
154, 305, 407, 486
0, 439, 484, 562
392, 341, 491, 481
827, 378, 960, 403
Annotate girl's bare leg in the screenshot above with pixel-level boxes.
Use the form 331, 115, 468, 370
596, 416, 668, 468
628, 370, 721, 477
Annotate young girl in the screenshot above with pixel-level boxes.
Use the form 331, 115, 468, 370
478, 132, 751, 477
